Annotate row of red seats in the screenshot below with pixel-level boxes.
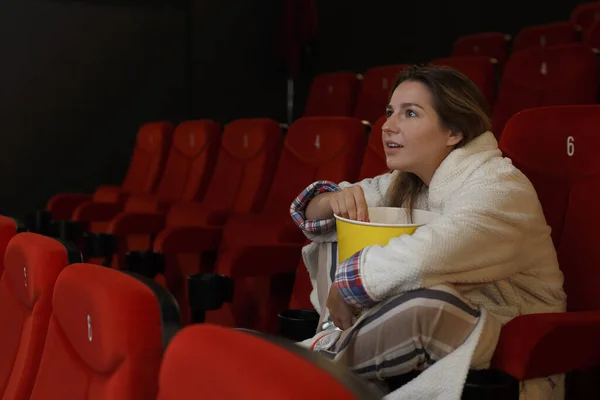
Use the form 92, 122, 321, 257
304, 43, 598, 134
0, 230, 377, 400
453, 2, 600, 65
40, 116, 386, 324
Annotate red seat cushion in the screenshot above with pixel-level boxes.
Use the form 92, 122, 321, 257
0, 233, 78, 400
158, 324, 366, 400
29, 263, 180, 400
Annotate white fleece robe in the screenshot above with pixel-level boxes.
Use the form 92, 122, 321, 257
297, 131, 567, 399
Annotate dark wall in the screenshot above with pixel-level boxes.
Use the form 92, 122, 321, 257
0, 0, 593, 219
312, 0, 585, 74
0, 0, 188, 219
188, 0, 287, 123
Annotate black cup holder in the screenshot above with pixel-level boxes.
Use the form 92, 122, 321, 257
462, 369, 519, 400
26, 209, 53, 235
278, 309, 320, 342
52, 220, 83, 243
125, 250, 165, 279
84, 232, 118, 267
187, 273, 234, 323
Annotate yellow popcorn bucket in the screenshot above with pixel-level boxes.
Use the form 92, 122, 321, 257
335, 207, 439, 262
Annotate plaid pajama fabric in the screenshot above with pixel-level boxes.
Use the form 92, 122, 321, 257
290, 180, 340, 235
333, 249, 376, 308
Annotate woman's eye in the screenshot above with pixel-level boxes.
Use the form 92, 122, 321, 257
385, 109, 393, 117
405, 109, 417, 117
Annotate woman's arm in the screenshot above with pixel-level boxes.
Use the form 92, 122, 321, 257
290, 172, 396, 242
333, 175, 553, 308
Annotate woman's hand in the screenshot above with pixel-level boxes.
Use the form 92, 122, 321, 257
326, 285, 355, 330
305, 185, 370, 222
329, 186, 370, 222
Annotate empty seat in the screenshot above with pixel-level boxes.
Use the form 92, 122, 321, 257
157, 324, 383, 400
492, 44, 597, 138
303, 72, 360, 117
112, 119, 283, 308
358, 116, 387, 180
452, 32, 510, 66
204, 117, 367, 331
353, 64, 408, 124
571, 1, 600, 37
0, 216, 21, 277
46, 122, 174, 220
0, 233, 81, 400
431, 56, 497, 106
29, 263, 181, 400
491, 105, 600, 386
512, 22, 577, 53
72, 120, 221, 234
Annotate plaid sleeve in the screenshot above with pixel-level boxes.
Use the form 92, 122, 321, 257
290, 180, 340, 236
333, 248, 376, 308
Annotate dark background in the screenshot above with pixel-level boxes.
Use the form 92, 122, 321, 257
0, 0, 590, 219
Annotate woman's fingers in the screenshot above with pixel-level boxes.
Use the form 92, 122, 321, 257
330, 187, 370, 222
353, 188, 369, 222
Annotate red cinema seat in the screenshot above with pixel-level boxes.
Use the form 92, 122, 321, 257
571, 1, 600, 38
512, 22, 578, 53
0, 216, 23, 278
491, 105, 600, 385
353, 65, 408, 124
29, 263, 181, 400
303, 72, 361, 117
431, 56, 497, 107
204, 117, 367, 331
157, 324, 382, 400
358, 116, 387, 180
47, 122, 174, 220
116, 119, 283, 316
491, 44, 597, 139
0, 233, 81, 400
73, 120, 221, 238
452, 32, 511, 66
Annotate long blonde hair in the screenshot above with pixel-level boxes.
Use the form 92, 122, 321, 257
385, 65, 492, 219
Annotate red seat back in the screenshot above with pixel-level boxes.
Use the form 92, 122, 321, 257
452, 32, 510, 65
0, 216, 18, 277
499, 105, 600, 312
154, 120, 221, 203
353, 65, 408, 124
583, 19, 600, 51
263, 117, 367, 214
158, 324, 379, 400
169, 119, 283, 226
303, 72, 360, 117
432, 55, 497, 107
512, 22, 578, 53
119, 122, 175, 195
571, 2, 600, 38
358, 116, 388, 180
0, 233, 80, 400
492, 44, 598, 138
29, 264, 181, 400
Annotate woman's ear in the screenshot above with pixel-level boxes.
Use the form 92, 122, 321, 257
447, 132, 463, 147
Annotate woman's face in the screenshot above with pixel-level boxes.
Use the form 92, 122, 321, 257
381, 80, 462, 185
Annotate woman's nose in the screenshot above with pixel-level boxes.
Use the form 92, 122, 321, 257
382, 116, 399, 133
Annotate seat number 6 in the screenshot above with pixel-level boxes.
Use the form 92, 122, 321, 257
567, 136, 574, 157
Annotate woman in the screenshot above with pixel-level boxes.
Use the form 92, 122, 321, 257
290, 65, 566, 399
